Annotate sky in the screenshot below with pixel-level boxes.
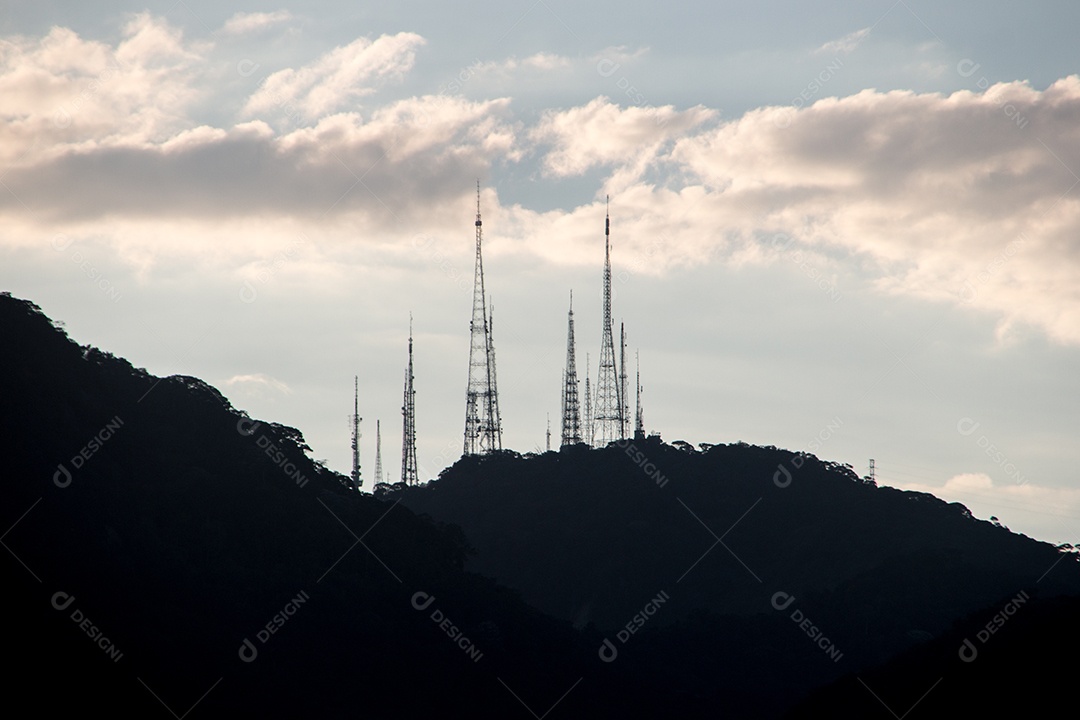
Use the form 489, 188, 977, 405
2, 1, 1078, 545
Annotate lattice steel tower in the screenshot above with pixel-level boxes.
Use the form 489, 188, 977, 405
401, 317, 418, 486
560, 290, 582, 447
350, 376, 362, 490
374, 419, 384, 485
583, 353, 593, 446
463, 183, 502, 455
634, 351, 645, 440
620, 322, 629, 441
486, 304, 503, 449
593, 198, 624, 446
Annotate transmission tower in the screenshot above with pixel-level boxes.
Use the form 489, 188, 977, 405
546, 413, 552, 452
593, 197, 623, 446
487, 303, 503, 449
374, 419, 384, 485
583, 353, 593, 446
350, 376, 362, 490
463, 183, 502, 455
869, 458, 876, 484
560, 290, 582, 447
620, 322, 628, 441
401, 316, 418, 486
634, 351, 645, 440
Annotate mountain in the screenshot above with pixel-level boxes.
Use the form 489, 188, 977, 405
3, 290, 1078, 718
0, 293, 667, 718
787, 592, 1080, 716
390, 426, 1080, 714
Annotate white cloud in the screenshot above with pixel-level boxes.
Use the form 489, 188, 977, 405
531, 96, 715, 181
243, 32, 426, 121
665, 79, 1080, 344
464, 52, 575, 88
115, 12, 202, 66
522, 52, 571, 70
0, 19, 511, 232
226, 373, 293, 395
893, 473, 1080, 542
589, 45, 650, 66
0, 92, 516, 231
221, 10, 294, 35
0, 15, 204, 168
814, 27, 870, 56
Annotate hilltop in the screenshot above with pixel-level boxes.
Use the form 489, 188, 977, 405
391, 421, 1080, 713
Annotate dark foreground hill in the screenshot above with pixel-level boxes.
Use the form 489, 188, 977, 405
788, 592, 1080, 716
0, 293, 672, 718
395, 442, 1079, 629
392, 421, 1080, 714
3, 291, 1079, 718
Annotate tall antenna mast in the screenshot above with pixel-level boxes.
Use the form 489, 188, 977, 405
594, 196, 623, 446
634, 351, 645, 440
464, 182, 502, 455
374, 419, 384, 485
350, 375, 362, 490
560, 290, 582, 447
619, 322, 628, 440
546, 413, 551, 452
401, 315, 418, 486
487, 302, 503, 450
583, 353, 593, 446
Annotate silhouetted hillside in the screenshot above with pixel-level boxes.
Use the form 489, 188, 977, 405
3, 291, 1078, 718
392, 435, 1080, 714
786, 593, 1080, 717
395, 443, 1079, 629
0, 293, 672, 718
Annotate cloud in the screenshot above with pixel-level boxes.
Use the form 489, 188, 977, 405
226, 373, 293, 395
589, 46, 651, 66
522, 52, 571, 70
666, 78, 1080, 343
0, 15, 203, 165
0, 94, 515, 227
894, 473, 1080, 541
462, 52, 577, 92
530, 96, 715, 181
115, 12, 203, 66
814, 27, 870, 56
243, 32, 425, 121
221, 10, 294, 35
